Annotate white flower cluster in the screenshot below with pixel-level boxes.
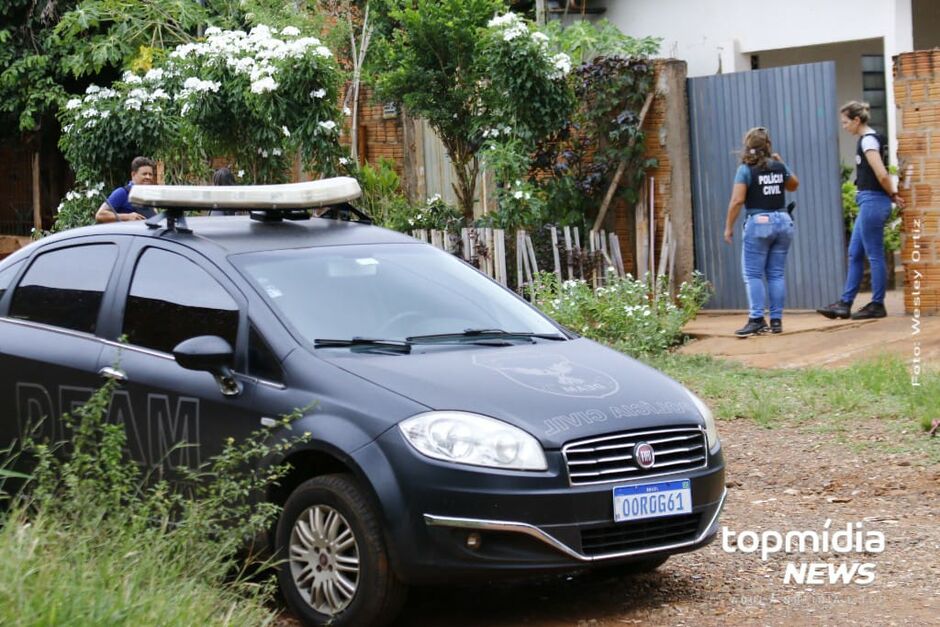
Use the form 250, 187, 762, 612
549, 53, 572, 79
488, 12, 528, 42
176, 77, 221, 110
256, 147, 285, 158
66, 76, 171, 128
57, 182, 106, 214
510, 179, 531, 201
487, 12, 572, 79
168, 25, 332, 97
144, 68, 165, 83
623, 304, 653, 317
481, 124, 512, 138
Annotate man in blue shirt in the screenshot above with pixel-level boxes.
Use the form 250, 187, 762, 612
95, 156, 156, 223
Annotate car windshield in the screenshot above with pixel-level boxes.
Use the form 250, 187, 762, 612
233, 243, 562, 345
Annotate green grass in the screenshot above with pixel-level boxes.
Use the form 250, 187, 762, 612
0, 381, 306, 627
0, 507, 277, 626
644, 353, 940, 464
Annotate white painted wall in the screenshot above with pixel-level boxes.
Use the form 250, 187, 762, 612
605, 0, 912, 76
603, 0, 915, 163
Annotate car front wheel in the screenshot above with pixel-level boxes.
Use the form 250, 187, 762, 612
276, 474, 406, 626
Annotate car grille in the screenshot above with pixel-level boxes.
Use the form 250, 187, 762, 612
562, 426, 707, 485
580, 513, 701, 556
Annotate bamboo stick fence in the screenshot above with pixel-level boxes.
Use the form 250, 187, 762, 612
410, 226, 633, 294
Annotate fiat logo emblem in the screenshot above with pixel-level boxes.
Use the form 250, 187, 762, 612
634, 442, 655, 469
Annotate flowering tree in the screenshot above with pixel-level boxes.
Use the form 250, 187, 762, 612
56, 24, 346, 228
375, 1, 572, 222
476, 12, 573, 230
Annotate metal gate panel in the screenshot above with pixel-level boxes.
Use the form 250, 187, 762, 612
689, 62, 845, 310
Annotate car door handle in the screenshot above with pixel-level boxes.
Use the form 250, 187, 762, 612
98, 366, 128, 382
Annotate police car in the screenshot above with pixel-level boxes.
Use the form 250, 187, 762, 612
0, 178, 725, 626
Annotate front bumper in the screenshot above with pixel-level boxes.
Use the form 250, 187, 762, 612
355, 429, 726, 584
424, 486, 725, 562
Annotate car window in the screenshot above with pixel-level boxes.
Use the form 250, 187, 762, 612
0, 259, 24, 303
233, 243, 560, 343
9, 245, 117, 334
248, 324, 283, 383
124, 247, 239, 354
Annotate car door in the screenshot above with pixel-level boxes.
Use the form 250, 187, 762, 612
0, 240, 123, 450
96, 242, 263, 472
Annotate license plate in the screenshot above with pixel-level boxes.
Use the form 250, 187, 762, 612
612, 479, 691, 523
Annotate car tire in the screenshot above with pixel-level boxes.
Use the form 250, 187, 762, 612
276, 474, 407, 626
592, 555, 669, 577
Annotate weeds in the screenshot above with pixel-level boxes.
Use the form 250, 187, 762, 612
0, 379, 310, 626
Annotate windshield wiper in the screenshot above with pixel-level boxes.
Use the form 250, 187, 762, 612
313, 337, 412, 354
407, 329, 567, 343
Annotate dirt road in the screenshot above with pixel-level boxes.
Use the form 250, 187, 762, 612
676, 291, 936, 370
393, 417, 939, 626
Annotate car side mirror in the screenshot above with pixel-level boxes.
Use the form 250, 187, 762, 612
173, 335, 242, 397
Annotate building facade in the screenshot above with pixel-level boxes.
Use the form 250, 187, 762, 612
603, 0, 939, 166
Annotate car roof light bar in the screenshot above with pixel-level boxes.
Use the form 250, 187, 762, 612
130, 177, 369, 232
132, 177, 362, 209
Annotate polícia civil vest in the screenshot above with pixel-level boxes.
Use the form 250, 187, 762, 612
745, 161, 788, 213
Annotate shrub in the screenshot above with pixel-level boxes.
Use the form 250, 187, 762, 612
58, 24, 344, 191
358, 157, 415, 229
51, 181, 108, 231
0, 378, 310, 625
397, 194, 464, 232
529, 271, 711, 356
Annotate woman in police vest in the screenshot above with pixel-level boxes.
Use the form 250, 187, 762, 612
723, 127, 799, 336
817, 101, 905, 320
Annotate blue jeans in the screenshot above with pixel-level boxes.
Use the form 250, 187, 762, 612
741, 212, 794, 320
841, 191, 892, 305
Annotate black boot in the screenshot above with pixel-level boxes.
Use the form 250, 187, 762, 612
769, 319, 782, 334
851, 301, 887, 319
735, 317, 768, 337
816, 300, 851, 319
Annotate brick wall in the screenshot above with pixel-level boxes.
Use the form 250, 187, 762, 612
345, 86, 406, 176
895, 50, 940, 314
611, 60, 692, 285
345, 71, 694, 285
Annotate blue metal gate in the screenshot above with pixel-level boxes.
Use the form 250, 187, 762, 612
688, 61, 845, 310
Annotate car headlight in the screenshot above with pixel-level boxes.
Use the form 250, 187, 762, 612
399, 411, 547, 471
685, 389, 719, 450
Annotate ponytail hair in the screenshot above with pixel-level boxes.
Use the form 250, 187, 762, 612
840, 100, 870, 124
740, 126, 772, 170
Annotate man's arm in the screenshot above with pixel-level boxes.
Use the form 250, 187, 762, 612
95, 201, 118, 223
95, 196, 145, 223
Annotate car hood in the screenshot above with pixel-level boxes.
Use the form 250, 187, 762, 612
321, 339, 704, 448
